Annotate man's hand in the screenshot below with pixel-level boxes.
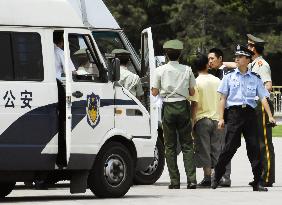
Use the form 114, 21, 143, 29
218, 119, 225, 129
268, 116, 276, 125
151, 88, 159, 96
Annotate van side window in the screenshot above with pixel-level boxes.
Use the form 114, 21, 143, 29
69, 34, 107, 83
0, 32, 44, 81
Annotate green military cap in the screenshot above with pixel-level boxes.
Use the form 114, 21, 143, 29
74, 49, 88, 61
74, 48, 87, 56
247, 34, 266, 46
111, 48, 130, 55
163, 39, 184, 50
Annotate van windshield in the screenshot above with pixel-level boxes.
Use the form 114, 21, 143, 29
92, 31, 138, 74
92, 31, 124, 54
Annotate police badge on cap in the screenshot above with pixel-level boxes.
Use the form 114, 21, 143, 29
235, 44, 254, 57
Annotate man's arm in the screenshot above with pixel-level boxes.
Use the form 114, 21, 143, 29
151, 69, 161, 97
223, 62, 236, 68
261, 97, 276, 124
189, 70, 196, 96
189, 87, 195, 96
218, 94, 227, 129
257, 78, 276, 124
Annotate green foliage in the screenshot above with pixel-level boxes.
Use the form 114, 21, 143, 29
104, 0, 282, 82
104, 0, 148, 48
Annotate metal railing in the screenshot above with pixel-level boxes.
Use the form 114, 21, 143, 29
271, 86, 282, 116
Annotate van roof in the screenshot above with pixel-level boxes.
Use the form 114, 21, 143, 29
0, 0, 84, 27
81, 0, 120, 29
0, 0, 120, 29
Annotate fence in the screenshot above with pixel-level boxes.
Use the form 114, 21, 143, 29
271, 86, 282, 116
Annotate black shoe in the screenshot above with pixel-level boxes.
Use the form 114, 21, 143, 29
197, 178, 211, 188
168, 184, 180, 189
249, 181, 273, 187
187, 182, 197, 189
211, 179, 220, 189
264, 182, 273, 187
219, 177, 231, 187
24, 181, 34, 188
248, 181, 255, 187
34, 181, 48, 190
253, 184, 268, 192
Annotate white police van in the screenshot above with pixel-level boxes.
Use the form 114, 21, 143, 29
0, 0, 159, 198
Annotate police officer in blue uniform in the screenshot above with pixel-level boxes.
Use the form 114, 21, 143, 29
211, 45, 276, 192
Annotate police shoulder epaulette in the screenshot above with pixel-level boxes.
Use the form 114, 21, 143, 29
257, 60, 263, 67
251, 72, 261, 79
225, 69, 235, 75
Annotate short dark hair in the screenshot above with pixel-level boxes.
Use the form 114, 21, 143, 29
116, 54, 130, 65
209, 48, 223, 61
164, 49, 181, 61
53, 31, 64, 45
193, 54, 208, 72
254, 44, 264, 55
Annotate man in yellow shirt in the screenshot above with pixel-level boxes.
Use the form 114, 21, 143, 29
190, 54, 224, 187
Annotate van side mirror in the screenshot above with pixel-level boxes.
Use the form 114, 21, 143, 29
111, 58, 120, 82
105, 54, 120, 82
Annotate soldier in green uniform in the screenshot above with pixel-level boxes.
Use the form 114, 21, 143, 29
151, 40, 197, 189
247, 34, 275, 187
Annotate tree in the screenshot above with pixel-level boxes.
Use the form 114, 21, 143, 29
104, 0, 282, 84
103, 0, 148, 48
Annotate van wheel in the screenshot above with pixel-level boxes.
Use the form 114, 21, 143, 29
88, 142, 134, 198
134, 138, 165, 184
0, 182, 15, 198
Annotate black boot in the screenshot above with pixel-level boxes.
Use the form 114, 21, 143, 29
168, 184, 180, 189
253, 184, 268, 192
211, 179, 220, 189
197, 178, 211, 188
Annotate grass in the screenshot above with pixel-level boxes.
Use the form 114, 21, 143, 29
273, 125, 282, 137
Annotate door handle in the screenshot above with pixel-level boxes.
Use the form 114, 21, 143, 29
72, 91, 83, 98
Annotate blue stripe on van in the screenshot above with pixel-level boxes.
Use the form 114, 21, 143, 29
71, 99, 137, 129
0, 99, 137, 170
0, 103, 58, 170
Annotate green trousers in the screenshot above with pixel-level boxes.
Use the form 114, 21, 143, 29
256, 100, 275, 185
162, 100, 196, 185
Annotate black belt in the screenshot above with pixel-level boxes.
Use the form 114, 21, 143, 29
228, 104, 254, 110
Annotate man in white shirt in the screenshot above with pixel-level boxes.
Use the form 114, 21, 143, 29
53, 32, 76, 168
53, 32, 76, 81
112, 49, 144, 98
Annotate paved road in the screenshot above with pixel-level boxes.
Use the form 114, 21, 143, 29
2, 138, 282, 205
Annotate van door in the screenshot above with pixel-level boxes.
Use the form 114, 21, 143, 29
141, 27, 158, 142
63, 29, 114, 168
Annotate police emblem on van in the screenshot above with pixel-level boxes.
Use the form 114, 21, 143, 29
86, 93, 100, 128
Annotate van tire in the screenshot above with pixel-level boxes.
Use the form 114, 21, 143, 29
134, 138, 165, 185
0, 182, 15, 198
88, 142, 134, 198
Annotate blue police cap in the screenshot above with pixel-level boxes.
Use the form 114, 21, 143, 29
235, 44, 254, 57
